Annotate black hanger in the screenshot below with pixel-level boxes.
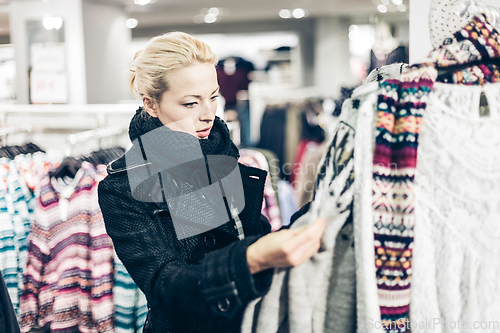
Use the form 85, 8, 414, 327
436, 58, 500, 82
49, 157, 82, 180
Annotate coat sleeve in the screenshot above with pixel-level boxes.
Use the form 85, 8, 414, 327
97, 176, 272, 319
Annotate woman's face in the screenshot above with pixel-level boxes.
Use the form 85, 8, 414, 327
144, 62, 219, 139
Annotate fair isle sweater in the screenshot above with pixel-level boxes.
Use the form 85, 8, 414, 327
19, 162, 115, 333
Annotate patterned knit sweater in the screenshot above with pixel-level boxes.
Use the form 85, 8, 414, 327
19, 162, 115, 333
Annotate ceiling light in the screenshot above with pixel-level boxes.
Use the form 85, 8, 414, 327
349, 24, 359, 32
381, 0, 390, 5
398, 4, 407, 11
208, 7, 219, 16
348, 31, 359, 40
279, 9, 291, 19
377, 4, 388, 13
292, 8, 306, 19
388, 5, 398, 12
126, 18, 138, 29
204, 14, 217, 24
43, 17, 63, 30
134, 0, 151, 5
391, 0, 403, 5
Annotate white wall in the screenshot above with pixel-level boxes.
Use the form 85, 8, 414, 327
9, 0, 87, 104
83, 2, 131, 104
315, 17, 356, 98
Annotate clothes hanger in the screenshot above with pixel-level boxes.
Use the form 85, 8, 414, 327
49, 157, 82, 180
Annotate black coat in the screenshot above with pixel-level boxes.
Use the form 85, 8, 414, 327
98, 147, 274, 333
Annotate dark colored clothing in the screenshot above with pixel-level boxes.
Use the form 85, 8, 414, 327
369, 45, 408, 74
0, 271, 20, 333
257, 105, 287, 179
98, 109, 273, 332
216, 57, 254, 109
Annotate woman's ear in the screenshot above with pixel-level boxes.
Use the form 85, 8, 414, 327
142, 96, 159, 118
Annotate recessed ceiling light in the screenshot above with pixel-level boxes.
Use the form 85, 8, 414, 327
134, 0, 151, 6
279, 9, 291, 19
126, 18, 138, 29
208, 7, 219, 16
377, 4, 388, 13
391, 0, 403, 5
292, 8, 306, 19
204, 14, 217, 24
43, 17, 63, 30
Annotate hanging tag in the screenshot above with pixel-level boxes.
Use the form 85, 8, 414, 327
479, 92, 490, 117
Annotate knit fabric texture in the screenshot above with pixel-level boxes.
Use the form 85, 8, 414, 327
242, 115, 356, 333
128, 107, 239, 160
373, 14, 500, 331
19, 162, 115, 333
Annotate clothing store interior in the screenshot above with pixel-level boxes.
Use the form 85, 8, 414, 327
0, 0, 499, 332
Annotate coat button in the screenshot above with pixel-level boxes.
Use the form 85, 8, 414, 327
217, 298, 230, 312
204, 234, 216, 248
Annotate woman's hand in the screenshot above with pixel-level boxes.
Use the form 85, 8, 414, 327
246, 218, 326, 274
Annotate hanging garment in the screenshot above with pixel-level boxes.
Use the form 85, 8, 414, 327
250, 148, 281, 210
113, 254, 148, 333
368, 14, 500, 332
277, 180, 298, 227
216, 57, 254, 110
244, 14, 500, 333
242, 109, 356, 333
257, 105, 288, 178
283, 104, 303, 179
369, 45, 409, 75
291, 141, 327, 208
0, 158, 34, 314
410, 81, 500, 331
19, 162, 115, 333
0, 152, 63, 314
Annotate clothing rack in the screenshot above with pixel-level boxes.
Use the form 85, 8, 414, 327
65, 126, 125, 156
0, 124, 33, 146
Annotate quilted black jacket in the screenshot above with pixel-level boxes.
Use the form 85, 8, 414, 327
98, 148, 273, 333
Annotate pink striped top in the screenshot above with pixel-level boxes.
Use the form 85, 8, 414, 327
19, 162, 115, 333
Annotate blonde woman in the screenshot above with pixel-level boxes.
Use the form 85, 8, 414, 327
98, 32, 325, 333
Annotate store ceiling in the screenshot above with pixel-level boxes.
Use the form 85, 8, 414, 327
98, 0, 382, 27
0, 0, 409, 37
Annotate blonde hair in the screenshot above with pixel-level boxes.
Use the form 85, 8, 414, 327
129, 31, 218, 102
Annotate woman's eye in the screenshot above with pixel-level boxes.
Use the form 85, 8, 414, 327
210, 95, 219, 101
183, 102, 197, 108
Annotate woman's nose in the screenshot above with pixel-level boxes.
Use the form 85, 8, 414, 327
200, 100, 216, 121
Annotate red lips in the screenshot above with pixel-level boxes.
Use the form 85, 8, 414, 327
196, 126, 212, 138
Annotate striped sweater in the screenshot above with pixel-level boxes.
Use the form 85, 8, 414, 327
19, 162, 115, 333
